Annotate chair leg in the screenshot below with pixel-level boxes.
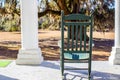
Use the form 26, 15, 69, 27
88, 61, 91, 80
88, 75, 91, 80
88, 70, 91, 80
61, 60, 64, 75
61, 60, 64, 80
60, 53, 64, 79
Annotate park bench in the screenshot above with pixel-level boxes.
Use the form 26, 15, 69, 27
58, 10, 93, 80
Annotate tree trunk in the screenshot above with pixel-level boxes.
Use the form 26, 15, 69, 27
57, 0, 70, 14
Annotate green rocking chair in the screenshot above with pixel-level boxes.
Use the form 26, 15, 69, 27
59, 10, 93, 80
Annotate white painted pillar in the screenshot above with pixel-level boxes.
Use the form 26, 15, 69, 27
109, 0, 120, 65
16, 0, 43, 65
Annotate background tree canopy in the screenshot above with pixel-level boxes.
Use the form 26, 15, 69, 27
38, 0, 115, 31
0, 0, 20, 31
0, 0, 114, 31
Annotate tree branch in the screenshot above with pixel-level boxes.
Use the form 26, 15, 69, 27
57, 0, 70, 14
38, 9, 61, 17
52, 0, 61, 10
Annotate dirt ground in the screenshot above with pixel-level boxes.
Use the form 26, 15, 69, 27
0, 30, 114, 61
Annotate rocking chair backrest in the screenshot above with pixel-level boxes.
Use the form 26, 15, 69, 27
61, 11, 93, 55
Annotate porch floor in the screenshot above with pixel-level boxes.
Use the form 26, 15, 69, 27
0, 60, 120, 80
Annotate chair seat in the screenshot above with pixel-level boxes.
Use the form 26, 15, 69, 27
64, 53, 89, 60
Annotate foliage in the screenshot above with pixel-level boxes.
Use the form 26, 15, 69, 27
39, 14, 60, 30
48, 15, 60, 30
0, 0, 115, 31
41, 20, 49, 29
38, 0, 115, 31
0, 0, 20, 32
0, 19, 20, 32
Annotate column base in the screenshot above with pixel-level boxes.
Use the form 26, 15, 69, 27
109, 47, 120, 65
16, 48, 43, 65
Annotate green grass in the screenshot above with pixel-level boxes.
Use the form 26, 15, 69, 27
0, 60, 11, 67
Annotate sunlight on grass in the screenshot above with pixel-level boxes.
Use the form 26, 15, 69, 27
0, 60, 11, 67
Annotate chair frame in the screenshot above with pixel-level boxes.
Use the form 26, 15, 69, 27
60, 10, 93, 80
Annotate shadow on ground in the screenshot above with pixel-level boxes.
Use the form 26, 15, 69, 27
93, 38, 114, 52
0, 74, 17, 80
39, 37, 60, 60
39, 37, 114, 61
0, 37, 114, 60
0, 45, 18, 59
92, 38, 114, 61
41, 61, 120, 80
63, 71, 120, 80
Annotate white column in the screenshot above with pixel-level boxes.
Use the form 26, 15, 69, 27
109, 0, 120, 65
16, 0, 43, 65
